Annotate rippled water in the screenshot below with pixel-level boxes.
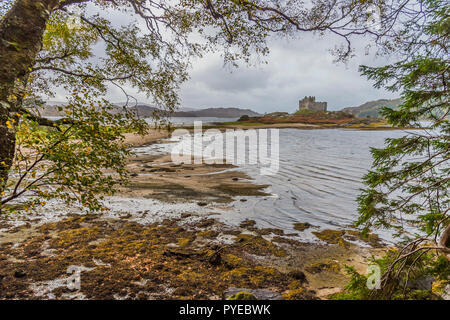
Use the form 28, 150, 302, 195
138, 128, 423, 242
229, 129, 407, 241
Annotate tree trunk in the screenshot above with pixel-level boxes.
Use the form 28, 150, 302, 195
0, 0, 59, 195
439, 223, 450, 260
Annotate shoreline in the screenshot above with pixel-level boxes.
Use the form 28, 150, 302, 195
174, 122, 420, 131
0, 128, 386, 300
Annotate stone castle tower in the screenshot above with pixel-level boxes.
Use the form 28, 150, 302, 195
299, 96, 327, 112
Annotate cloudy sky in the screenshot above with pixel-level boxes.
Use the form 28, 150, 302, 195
176, 34, 398, 113
51, 4, 399, 114
107, 32, 398, 113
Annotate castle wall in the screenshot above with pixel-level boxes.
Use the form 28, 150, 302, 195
298, 96, 327, 112
308, 102, 327, 112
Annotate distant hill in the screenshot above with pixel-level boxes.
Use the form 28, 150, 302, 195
341, 98, 403, 118
32, 103, 160, 117
38, 103, 260, 118
172, 107, 260, 118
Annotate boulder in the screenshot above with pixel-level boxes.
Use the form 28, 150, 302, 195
406, 275, 434, 291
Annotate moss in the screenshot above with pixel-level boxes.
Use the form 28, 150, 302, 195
198, 230, 218, 238
39, 216, 82, 233
393, 290, 440, 300
306, 260, 341, 274
431, 280, 448, 295
51, 227, 100, 247
239, 219, 257, 229
255, 266, 276, 274
205, 163, 235, 169
338, 238, 350, 248
282, 288, 305, 300
239, 220, 284, 236
344, 230, 383, 247
225, 267, 251, 278
177, 270, 205, 282
313, 228, 384, 248
0, 215, 303, 300
257, 228, 284, 236
293, 222, 312, 232
195, 219, 216, 228
223, 254, 243, 267
177, 238, 191, 247
217, 184, 270, 197
312, 229, 348, 246
224, 265, 279, 286
234, 234, 286, 257
228, 292, 257, 300
288, 280, 303, 290
123, 240, 147, 254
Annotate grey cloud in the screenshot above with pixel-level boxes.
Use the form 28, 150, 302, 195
190, 65, 271, 94
179, 34, 398, 113
50, 6, 399, 113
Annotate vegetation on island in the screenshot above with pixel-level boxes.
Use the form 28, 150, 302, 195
232, 110, 391, 129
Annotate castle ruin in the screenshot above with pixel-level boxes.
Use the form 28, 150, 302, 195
299, 96, 327, 112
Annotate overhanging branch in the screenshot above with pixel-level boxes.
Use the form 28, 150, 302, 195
14, 106, 78, 129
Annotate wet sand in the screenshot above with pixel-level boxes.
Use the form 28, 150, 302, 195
122, 129, 171, 147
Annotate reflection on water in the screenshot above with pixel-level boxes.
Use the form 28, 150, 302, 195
138, 128, 422, 243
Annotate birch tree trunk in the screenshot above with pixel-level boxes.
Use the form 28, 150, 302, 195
0, 0, 58, 193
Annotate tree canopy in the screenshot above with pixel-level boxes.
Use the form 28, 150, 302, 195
350, 0, 449, 299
